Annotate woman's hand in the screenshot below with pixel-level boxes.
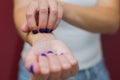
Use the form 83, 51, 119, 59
22, 0, 63, 33
24, 40, 79, 80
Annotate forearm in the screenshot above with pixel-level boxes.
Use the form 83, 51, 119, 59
61, 2, 120, 34
14, 5, 55, 46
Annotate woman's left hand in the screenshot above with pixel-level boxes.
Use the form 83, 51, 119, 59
22, 0, 63, 33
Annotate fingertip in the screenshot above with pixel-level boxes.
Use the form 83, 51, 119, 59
32, 30, 38, 34
30, 65, 34, 74
25, 53, 40, 74
47, 51, 53, 54
41, 53, 47, 56
45, 28, 50, 33
29, 65, 40, 74
39, 28, 45, 33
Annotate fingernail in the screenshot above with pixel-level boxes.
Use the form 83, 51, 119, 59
41, 53, 47, 56
30, 65, 34, 74
32, 30, 38, 34
49, 29, 53, 33
45, 28, 49, 33
47, 51, 53, 54
39, 28, 45, 33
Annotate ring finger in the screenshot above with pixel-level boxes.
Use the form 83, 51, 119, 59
46, 51, 62, 80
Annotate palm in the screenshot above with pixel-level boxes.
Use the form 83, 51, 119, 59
31, 40, 71, 55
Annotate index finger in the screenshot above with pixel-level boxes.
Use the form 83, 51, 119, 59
26, 1, 38, 33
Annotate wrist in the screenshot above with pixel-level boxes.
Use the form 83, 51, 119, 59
26, 32, 56, 46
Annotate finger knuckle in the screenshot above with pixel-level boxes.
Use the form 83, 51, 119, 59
51, 66, 61, 73
71, 59, 78, 66
58, 15, 62, 19
41, 69, 50, 76
48, 24, 52, 28
26, 12, 33, 18
63, 63, 72, 71
51, 9, 58, 15
40, 7, 48, 13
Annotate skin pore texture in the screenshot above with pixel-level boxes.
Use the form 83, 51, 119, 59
14, 0, 119, 80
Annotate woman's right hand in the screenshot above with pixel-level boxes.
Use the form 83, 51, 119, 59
24, 40, 79, 80
22, 0, 63, 33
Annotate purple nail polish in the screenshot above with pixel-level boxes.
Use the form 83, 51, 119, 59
39, 28, 45, 33
47, 51, 53, 54
32, 30, 38, 34
41, 53, 47, 56
45, 28, 49, 33
30, 65, 34, 74
49, 29, 53, 33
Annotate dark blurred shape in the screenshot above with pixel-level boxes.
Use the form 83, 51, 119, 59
0, 0, 119, 80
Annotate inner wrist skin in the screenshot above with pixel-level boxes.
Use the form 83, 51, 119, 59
26, 32, 56, 46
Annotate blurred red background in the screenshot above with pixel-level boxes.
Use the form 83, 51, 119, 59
0, 0, 120, 80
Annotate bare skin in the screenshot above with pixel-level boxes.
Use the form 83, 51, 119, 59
21, 0, 63, 33
14, 0, 119, 43
14, 0, 119, 80
21, 0, 119, 34
61, 0, 120, 34
25, 39, 79, 80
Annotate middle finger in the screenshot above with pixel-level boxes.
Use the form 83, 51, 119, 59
46, 51, 62, 80
39, 0, 49, 33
